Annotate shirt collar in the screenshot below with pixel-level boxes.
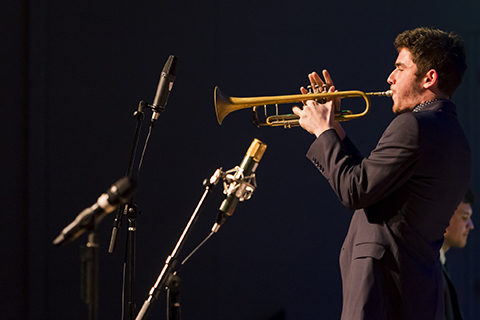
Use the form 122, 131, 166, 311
413, 99, 449, 112
440, 248, 446, 265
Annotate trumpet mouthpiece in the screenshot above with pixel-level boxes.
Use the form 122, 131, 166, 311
367, 90, 392, 97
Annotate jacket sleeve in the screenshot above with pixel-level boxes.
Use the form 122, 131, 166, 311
306, 114, 420, 210
342, 135, 364, 163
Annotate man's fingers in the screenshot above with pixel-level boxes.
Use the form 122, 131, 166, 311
323, 69, 334, 88
292, 106, 303, 116
309, 72, 324, 92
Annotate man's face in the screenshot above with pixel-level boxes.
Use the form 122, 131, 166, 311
387, 48, 425, 115
444, 202, 474, 249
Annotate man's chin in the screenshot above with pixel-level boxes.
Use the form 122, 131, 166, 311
392, 106, 406, 115
455, 240, 468, 248
392, 104, 415, 115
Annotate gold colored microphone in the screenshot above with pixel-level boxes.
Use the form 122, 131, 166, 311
212, 138, 267, 232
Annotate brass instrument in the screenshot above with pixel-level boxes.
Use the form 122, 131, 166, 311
214, 86, 392, 128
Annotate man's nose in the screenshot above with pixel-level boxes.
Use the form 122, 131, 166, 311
468, 218, 474, 229
387, 71, 395, 85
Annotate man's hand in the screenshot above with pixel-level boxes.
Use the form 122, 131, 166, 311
292, 70, 345, 139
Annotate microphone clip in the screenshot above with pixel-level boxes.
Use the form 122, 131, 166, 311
222, 166, 257, 202
149, 103, 166, 123
149, 103, 166, 114
203, 168, 224, 188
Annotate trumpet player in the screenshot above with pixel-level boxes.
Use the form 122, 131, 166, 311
292, 27, 471, 320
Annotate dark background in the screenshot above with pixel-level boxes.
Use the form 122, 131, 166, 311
3, 0, 480, 319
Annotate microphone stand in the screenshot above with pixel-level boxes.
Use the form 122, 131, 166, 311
53, 176, 135, 320
135, 169, 223, 320
108, 100, 162, 320
135, 138, 264, 319
80, 227, 100, 320
166, 275, 182, 320
109, 101, 147, 253
108, 101, 145, 320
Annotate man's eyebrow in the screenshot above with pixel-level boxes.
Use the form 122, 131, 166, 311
459, 210, 473, 217
395, 62, 405, 67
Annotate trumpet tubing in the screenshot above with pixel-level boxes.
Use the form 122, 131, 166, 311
214, 86, 392, 128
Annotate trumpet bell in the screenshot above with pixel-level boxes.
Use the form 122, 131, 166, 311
215, 86, 274, 124
215, 87, 235, 125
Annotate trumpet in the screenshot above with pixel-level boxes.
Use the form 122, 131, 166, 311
214, 86, 392, 128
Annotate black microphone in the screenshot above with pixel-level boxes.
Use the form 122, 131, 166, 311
53, 177, 136, 246
151, 55, 178, 121
212, 138, 267, 233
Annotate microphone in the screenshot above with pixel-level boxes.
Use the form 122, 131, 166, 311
53, 177, 136, 246
151, 55, 178, 121
212, 138, 267, 233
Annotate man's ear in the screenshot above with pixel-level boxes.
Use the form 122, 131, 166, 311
423, 69, 438, 89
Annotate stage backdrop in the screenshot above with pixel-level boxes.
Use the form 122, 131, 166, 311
3, 0, 480, 319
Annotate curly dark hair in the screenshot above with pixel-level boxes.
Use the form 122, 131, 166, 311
394, 27, 467, 97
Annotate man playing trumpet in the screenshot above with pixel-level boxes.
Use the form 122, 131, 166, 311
293, 27, 471, 320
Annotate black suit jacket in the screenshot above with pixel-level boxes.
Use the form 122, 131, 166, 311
306, 100, 471, 320
443, 260, 464, 320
